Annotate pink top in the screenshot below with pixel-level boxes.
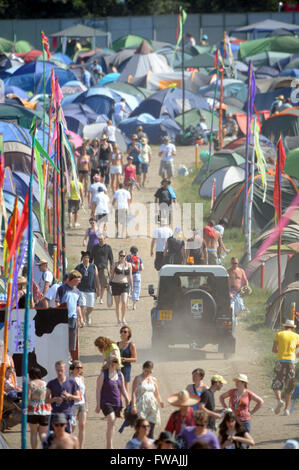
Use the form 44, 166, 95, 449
124, 165, 135, 182
228, 389, 254, 422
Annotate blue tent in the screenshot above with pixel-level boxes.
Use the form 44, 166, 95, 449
63, 103, 99, 135
118, 113, 182, 144
279, 68, 299, 78
3, 167, 16, 194
73, 89, 114, 119
51, 53, 73, 66
248, 86, 292, 111
130, 88, 209, 119
0, 121, 51, 149
3, 190, 41, 233
4, 85, 30, 100
98, 73, 120, 86
13, 171, 43, 205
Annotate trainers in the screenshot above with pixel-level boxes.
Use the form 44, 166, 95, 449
74, 223, 80, 228
99, 299, 104, 304
86, 316, 91, 326
275, 400, 285, 415
283, 409, 290, 416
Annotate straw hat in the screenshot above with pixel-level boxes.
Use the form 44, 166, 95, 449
283, 319, 296, 328
167, 389, 200, 407
17, 276, 27, 285
36, 259, 48, 266
233, 373, 249, 384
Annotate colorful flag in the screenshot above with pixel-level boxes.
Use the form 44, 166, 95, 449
41, 30, 50, 60
7, 191, 29, 264
170, 7, 187, 67
3, 198, 19, 274
273, 138, 287, 221
254, 120, 267, 202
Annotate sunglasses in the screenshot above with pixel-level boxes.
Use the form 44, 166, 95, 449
195, 422, 206, 427
53, 423, 66, 427
75, 366, 83, 369
120, 330, 129, 333
140, 424, 150, 428
119, 254, 126, 257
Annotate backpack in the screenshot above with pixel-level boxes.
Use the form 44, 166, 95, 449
128, 255, 141, 274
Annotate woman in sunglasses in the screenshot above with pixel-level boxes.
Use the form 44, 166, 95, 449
125, 418, 153, 449
95, 356, 129, 449
110, 250, 133, 326
117, 325, 137, 394
177, 409, 220, 449
71, 361, 87, 449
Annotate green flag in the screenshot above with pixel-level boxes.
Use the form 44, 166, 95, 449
170, 7, 187, 67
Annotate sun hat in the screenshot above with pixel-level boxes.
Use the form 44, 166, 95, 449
283, 439, 299, 449
127, 155, 133, 160
211, 374, 227, 384
141, 137, 147, 144
154, 431, 177, 446
36, 259, 48, 266
283, 319, 296, 328
137, 125, 143, 130
163, 135, 170, 141
167, 389, 200, 407
233, 373, 249, 384
131, 134, 138, 140
276, 94, 284, 100
17, 276, 27, 285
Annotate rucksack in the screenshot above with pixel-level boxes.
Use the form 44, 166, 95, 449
128, 255, 141, 274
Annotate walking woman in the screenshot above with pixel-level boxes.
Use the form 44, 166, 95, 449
71, 360, 88, 449
126, 246, 144, 310
108, 143, 124, 193
27, 367, 51, 449
117, 325, 137, 394
219, 373, 264, 434
95, 356, 129, 449
98, 134, 112, 186
218, 410, 255, 449
131, 361, 164, 439
123, 156, 137, 200
110, 250, 133, 326
78, 140, 91, 200
186, 368, 208, 412
82, 218, 100, 253
75, 251, 100, 326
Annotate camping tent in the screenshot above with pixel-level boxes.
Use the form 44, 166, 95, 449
118, 41, 173, 83
192, 150, 245, 187
199, 166, 245, 199
265, 281, 299, 329
244, 251, 291, 292
210, 172, 298, 233
130, 87, 209, 120
239, 35, 299, 60
83, 122, 127, 153
112, 34, 152, 52
261, 108, 299, 143
118, 114, 182, 144
63, 103, 100, 135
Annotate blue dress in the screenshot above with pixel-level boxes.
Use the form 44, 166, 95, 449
117, 341, 132, 382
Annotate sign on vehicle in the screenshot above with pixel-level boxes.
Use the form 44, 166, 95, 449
191, 299, 203, 319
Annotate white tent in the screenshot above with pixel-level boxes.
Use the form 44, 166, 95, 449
83, 122, 127, 153
199, 166, 245, 199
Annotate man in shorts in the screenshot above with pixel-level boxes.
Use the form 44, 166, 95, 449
91, 235, 114, 305
151, 220, 173, 271
56, 271, 85, 361
35, 260, 54, 308
112, 183, 131, 238
272, 319, 299, 416
158, 136, 176, 179
68, 180, 84, 228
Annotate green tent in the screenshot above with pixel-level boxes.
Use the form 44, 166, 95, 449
186, 45, 216, 56
244, 51, 291, 67
15, 40, 33, 54
192, 150, 245, 186
284, 147, 299, 180
239, 36, 299, 59
0, 104, 45, 129
112, 34, 152, 52
184, 52, 229, 69
175, 108, 219, 130
0, 37, 13, 53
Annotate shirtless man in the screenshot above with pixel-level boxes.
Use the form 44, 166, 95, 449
227, 257, 248, 295
47, 414, 79, 449
203, 220, 224, 265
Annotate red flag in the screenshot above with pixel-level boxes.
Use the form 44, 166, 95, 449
4, 199, 19, 252
214, 47, 219, 68
41, 30, 51, 60
273, 138, 287, 220
7, 191, 29, 263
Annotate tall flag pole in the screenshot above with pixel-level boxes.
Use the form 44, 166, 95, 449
246, 118, 256, 263
21, 119, 36, 449
41, 30, 50, 149
218, 37, 225, 151
170, 7, 187, 68
207, 48, 220, 171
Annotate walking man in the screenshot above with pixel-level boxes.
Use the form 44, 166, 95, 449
197, 374, 227, 431
91, 234, 114, 305
151, 220, 173, 271
272, 319, 299, 416
203, 219, 225, 265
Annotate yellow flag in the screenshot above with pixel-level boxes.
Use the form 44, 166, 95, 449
254, 120, 267, 202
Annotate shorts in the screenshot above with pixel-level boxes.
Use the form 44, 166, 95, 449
154, 252, 165, 271
141, 163, 149, 174
68, 199, 80, 214
98, 268, 108, 289
101, 405, 122, 417
110, 281, 130, 296
96, 213, 108, 223
78, 170, 89, 175
115, 209, 127, 227
134, 161, 142, 175
68, 317, 77, 351
208, 250, 218, 265
73, 403, 87, 416
80, 291, 96, 308
272, 361, 296, 394
110, 165, 122, 175
27, 415, 50, 426
159, 160, 174, 178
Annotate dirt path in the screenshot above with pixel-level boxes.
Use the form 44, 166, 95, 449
3, 144, 299, 449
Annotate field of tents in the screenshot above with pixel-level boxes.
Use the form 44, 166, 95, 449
0, 20, 299, 325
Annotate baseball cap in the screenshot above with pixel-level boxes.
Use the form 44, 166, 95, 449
52, 413, 68, 425
211, 374, 227, 384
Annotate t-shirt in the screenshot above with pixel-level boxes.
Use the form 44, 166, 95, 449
140, 144, 152, 164
94, 192, 110, 215
165, 408, 195, 436
199, 388, 216, 430
113, 189, 131, 210
227, 389, 254, 422
154, 187, 172, 206
178, 427, 220, 449
45, 282, 62, 308
46, 377, 79, 415
152, 226, 173, 252
159, 143, 176, 162
115, 102, 125, 118
82, 70, 91, 88
37, 270, 54, 292
125, 437, 154, 449
128, 142, 142, 164
88, 182, 107, 202
275, 330, 299, 363
103, 125, 116, 142
70, 181, 83, 201
56, 284, 84, 319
